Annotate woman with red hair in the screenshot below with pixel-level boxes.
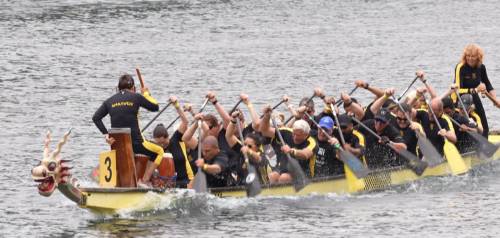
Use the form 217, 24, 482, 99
453, 44, 499, 137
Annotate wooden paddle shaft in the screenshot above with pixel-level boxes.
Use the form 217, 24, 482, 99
135, 68, 145, 89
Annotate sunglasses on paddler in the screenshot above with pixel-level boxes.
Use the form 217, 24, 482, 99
396, 117, 408, 122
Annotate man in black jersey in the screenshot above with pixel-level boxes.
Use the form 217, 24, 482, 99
194, 136, 229, 188
152, 96, 194, 188
333, 114, 365, 159
313, 116, 343, 177
357, 108, 407, 169
442, 97, 478, 154
415, 98, 456, 156
392, 103, 423, 156
92, 74, 163, 187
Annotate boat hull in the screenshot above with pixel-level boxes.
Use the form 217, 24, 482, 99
70, 134, 500, 214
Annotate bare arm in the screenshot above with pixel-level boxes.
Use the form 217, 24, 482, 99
225, 112, 239, 147
169, 96, 189, 134
341, 92, 364, 120
240, 93, 261, 131
355, 80, 385, 98
416, 71, 437, 99
259, 106, 276, 138
369, 88, 395, 115
182, 119, 199, 149
207, 91, 232, 128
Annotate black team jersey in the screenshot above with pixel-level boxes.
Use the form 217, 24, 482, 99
93, 90, 159, 143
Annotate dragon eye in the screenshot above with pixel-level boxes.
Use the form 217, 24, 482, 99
48, 162, 56, 171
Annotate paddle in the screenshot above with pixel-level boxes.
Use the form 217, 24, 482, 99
135, 68, 146, 89
141, 102, 172, 132
235, 117, 262, 197
193, 120, 207, 193
259, 99, 287, 118
165, 105, 195, 130
350, 117, 428, 176
229, 99, 243, 114
334, 86, 359, 107
448, 117, 499, 158
454, 91, 499, 157
272, 118, 309, 192
423, 96, 469, 175
397, 76, 419, 101
390, 96, 443, 167
305, 110, 369, 178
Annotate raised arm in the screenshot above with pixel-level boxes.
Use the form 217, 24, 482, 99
240, 93, 260, 131
417, 70, 438, 99
207, 91, 231, 128
355, 80, 385, 98
170, 96, 189, 133
259, 105, 276, 138
341, 92, 364, 120
225, 111, 240, 147
369, 88, 395, 115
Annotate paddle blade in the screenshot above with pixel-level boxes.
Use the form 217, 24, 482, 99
396, 148, 428, 176
467, 131, 500, 158
338, 150, 369, 178
286, 157, 309, 192
245, 164, 262, 197
443, 140, 469, 175
417, 136, 444, 167
193, 170, 207, 193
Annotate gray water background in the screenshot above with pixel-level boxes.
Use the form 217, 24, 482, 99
1, 0, 500, 237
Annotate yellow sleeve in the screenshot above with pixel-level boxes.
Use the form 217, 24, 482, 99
143, 91, 158, 105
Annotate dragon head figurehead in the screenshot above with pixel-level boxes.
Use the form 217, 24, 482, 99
31, 129, 72, 196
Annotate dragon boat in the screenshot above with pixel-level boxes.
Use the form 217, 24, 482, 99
31, 128, 500, 215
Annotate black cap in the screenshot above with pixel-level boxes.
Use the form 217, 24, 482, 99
460, 94, 473, 109
382, 99, 397, 110
442, 97, 455, 110
375, 108, 392, 123
337, 113, 352, 127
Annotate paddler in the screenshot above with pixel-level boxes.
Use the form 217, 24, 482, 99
260, 105, 318, 183
453, 43, 500, 137
92, 74, 164, 188
356, 108, 407, 169
312, 116, 344, 177
195, 136, 230, 188
151, 96, 194, 188
226, 110, 271, 184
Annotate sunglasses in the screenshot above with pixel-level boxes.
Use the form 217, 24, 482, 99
375, 118, 387, 124
340, 125, 348, 130
244, 144, 254, 149
396, 117, 408, 122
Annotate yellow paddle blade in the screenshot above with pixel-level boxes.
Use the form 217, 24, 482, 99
344, 164, 365, 193
444, 140, 469, 175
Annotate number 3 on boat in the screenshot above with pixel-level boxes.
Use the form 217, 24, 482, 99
99, 150, 117, 187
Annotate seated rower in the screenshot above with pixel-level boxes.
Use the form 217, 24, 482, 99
357, 108, 407, 169
313, 116, 344, 177
260, 106, 318, 184
226, 111, 271, 184
151, 96, 194, 188
392, 103, 425, 157
195, 136, 230, 188
458, 94, 484, 134
333, 114, 366, 163
414, 98, 456, 156
92, 74, 163, 188
441, 96, 478, 154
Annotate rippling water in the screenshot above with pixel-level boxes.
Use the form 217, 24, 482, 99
2, 0, 500, 237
